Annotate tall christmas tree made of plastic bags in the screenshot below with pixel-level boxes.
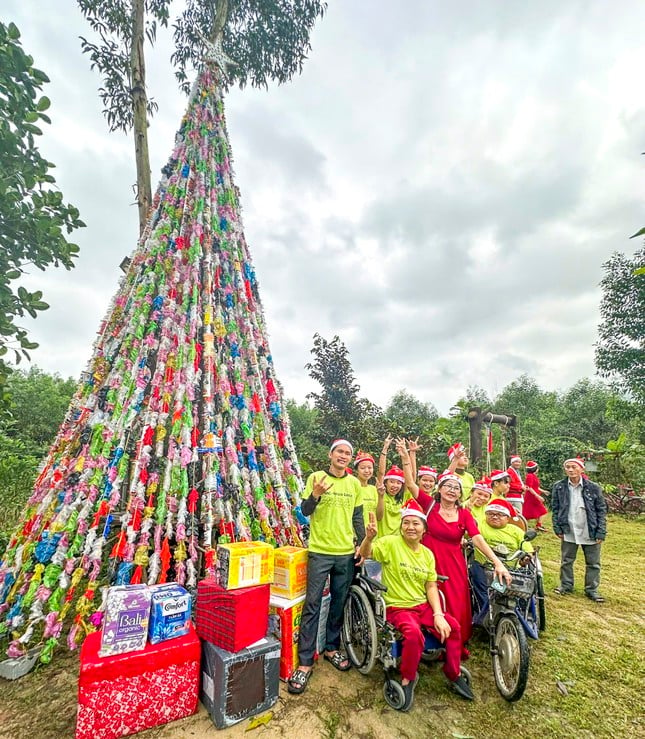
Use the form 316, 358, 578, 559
0, 62, 306, 665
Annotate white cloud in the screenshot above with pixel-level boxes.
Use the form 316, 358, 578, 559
4, 0, 645, 415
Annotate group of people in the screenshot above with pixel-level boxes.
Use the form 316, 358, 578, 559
287, 436, 608, 712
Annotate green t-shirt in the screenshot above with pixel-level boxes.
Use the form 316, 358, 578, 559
456, 470, 475, 499
361, 484, 378, 528
475, 520, 533, 567
371, 534, 437, 608
468, 501, 487, 527
303, 471, 363, 556
378, 491, 412, 538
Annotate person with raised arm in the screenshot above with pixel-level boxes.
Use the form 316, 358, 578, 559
288, 439, 365, 694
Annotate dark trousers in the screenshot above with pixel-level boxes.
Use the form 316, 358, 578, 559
297, 552, 355, 667
560, 540, 602, 595
469, 561, 490, 626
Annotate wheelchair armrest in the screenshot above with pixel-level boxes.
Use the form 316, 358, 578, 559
363, 575, 388, 592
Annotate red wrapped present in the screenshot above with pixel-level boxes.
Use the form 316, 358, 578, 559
196, 579, 269, 652
76, 623, 200, 739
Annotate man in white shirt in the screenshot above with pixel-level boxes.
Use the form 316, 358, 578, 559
551, 458, 607, 603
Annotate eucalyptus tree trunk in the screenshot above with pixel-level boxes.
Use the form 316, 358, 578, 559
131, 0, 152, 235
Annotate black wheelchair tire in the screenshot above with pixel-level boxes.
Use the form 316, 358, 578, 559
491, 613, 530, 702
342, 584, 378, 674
383, 678, 406, 710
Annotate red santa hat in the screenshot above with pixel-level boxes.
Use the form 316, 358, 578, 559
509, 455, 522, 464
485, 500, 516, 518
353, 451, 375, 467
472, 479, 492, 495
490, 469, 510, 482
400, 498, 427, 521
526, 460, 539, 471
564, 457, 585, 470
437, 473, 463, 489
384, 466, 405, 483
417, 466, 438, 479
329, 438, 354, 455
447, 442, 465, 461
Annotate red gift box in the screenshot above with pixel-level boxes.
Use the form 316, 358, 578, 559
76, 623, 200, 739
196, 579, 269, 652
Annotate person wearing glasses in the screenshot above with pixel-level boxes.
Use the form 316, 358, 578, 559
397, 442, 511, 656
470, 498, 534, 625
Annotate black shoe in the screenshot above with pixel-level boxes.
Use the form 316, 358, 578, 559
401, 674, 419, 712
553, 587, 572, 595
451, 675, 475, 701
586, 593, 605, 603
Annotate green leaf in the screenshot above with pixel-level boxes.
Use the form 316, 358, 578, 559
36, 96, 51, 111
629, 226, 645, 239
7, 23, 21, 40
633, 266, 645, 276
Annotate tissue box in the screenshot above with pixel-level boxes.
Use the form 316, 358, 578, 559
196, 579, 270, 652
99, 585, 151, 657
271, 546, 308, 599
200, 637, 280, 729
76, 623, 200, 739
149, 583, 192, 645
216, 541, 274, 590
268, 594, 305, 680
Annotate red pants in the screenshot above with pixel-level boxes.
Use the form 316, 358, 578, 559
387, 603, 462, 682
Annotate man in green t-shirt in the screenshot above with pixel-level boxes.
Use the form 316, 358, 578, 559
360, 500, 474, 710
288, 439, 365, 695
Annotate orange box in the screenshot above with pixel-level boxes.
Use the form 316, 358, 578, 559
216, 542, 274, 590
271, 546, 308, 599
268, 594, 305, 681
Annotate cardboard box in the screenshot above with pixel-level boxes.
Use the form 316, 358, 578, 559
99, 585, 151, 657
76, 623, 200, 739
196, 579, 270, 652
216, 541, 274, 590
271, 546, 308, 599
268, 594, 306, 680
200, 637, 280, 729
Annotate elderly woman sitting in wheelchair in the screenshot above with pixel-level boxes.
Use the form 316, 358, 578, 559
358, 500, 474, 711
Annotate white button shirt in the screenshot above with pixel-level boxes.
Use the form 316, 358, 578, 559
564, 479, 595, 545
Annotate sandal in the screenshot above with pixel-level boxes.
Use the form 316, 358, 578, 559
323, 651, 352, 671
287, 668, 313, 694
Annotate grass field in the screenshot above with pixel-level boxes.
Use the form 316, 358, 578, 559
0, 514, 643, 739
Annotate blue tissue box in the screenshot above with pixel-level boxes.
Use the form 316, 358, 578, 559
148, 583, 192, 645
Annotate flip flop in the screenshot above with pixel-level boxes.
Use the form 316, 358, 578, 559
323, 651, 351, 671
287, 668, 312, 694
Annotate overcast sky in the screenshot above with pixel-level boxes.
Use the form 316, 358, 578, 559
4, 1, 644, 414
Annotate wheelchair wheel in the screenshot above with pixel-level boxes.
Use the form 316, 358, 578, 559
536, 574, 546, 631
342, 584, 378, 674
492, 613, 530, 702
383, 678, 406, 710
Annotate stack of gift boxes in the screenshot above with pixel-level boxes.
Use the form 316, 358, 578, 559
75, 543, 318, 738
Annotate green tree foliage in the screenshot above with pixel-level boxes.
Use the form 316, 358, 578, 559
284, 399, 327, 473
0, 22, 84, 396
305, 333, 388, 454
595, 246, 645, 403
385, 389, 438, 437
172, 0, 328, 93
2, 367, 77, 456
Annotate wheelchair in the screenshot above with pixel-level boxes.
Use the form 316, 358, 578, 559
342, 559, 472, 710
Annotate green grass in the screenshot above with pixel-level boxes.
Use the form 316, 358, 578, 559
0, 514, 643, 739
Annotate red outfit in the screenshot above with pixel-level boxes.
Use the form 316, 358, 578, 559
523, 472, 548, 519
416, 491, 480, 646
387, 603, 462, 682
506, 466, 524, 502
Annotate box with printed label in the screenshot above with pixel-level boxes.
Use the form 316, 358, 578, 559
200, 637, 280, 729
271, 546, 308, 599
76, 623, 200, 739
99, 585, 151, 657
216, 541, 274, 590
148, 583, 192, 645
267, 594, 305, 680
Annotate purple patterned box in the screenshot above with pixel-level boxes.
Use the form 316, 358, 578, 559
99, 585, 152, 657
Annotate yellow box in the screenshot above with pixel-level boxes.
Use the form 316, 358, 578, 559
268, 594, 306, 680
216, 541, 274, 590
271, 546, 308, 599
